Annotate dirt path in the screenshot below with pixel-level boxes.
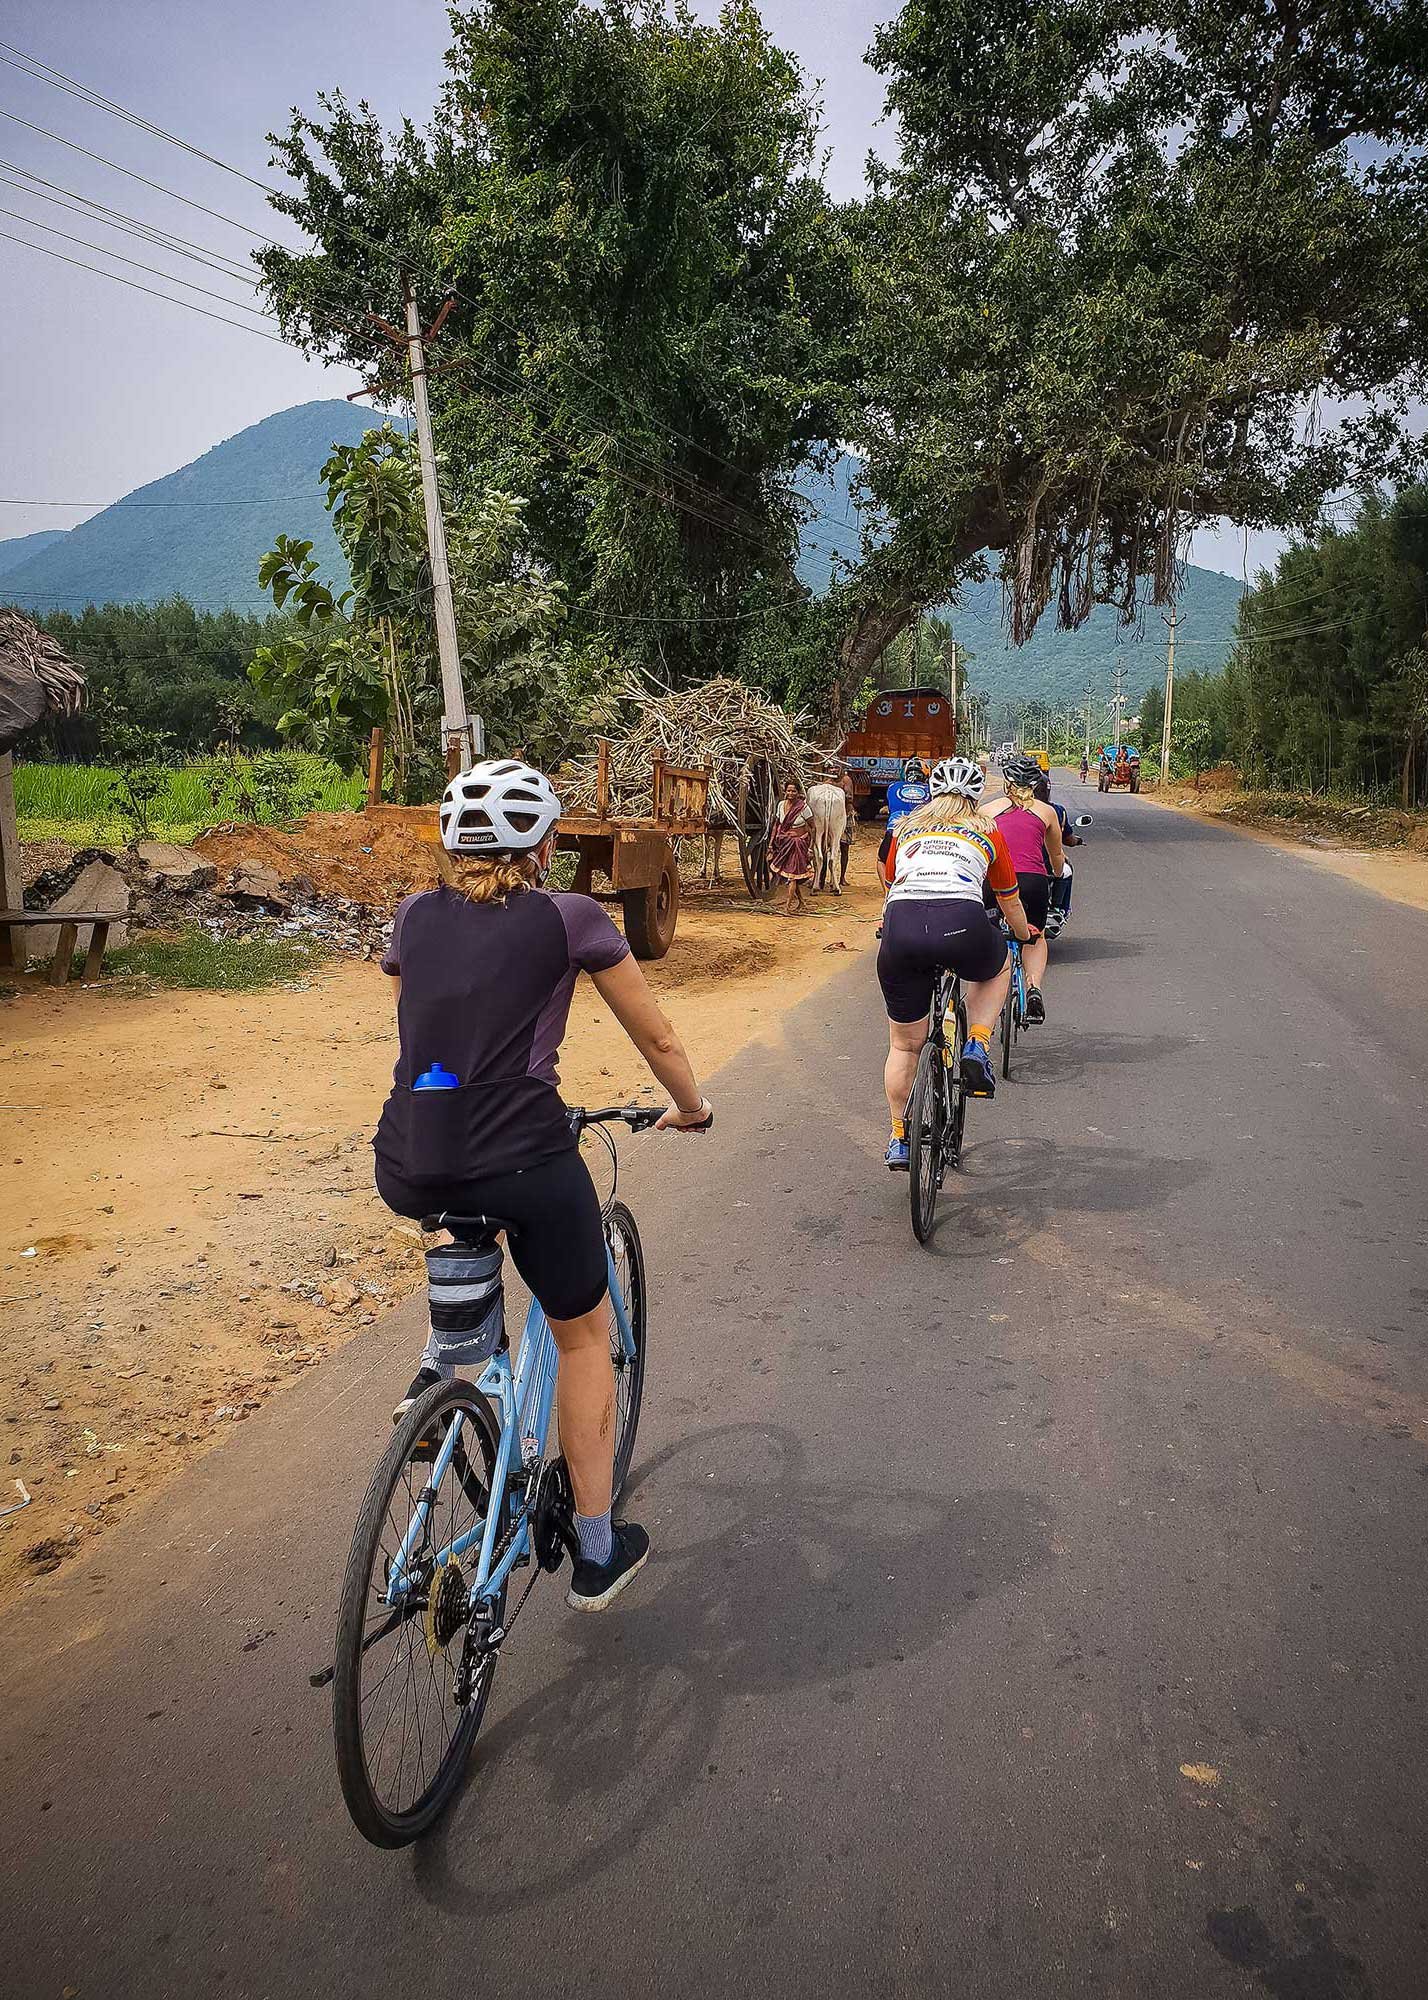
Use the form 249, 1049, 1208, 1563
0, 865, 881, 1605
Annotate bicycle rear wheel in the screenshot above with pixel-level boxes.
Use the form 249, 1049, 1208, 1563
333, 1382, 507, 1847
1000, 980, 1015, 1078
605, 1200, 647, 1504
907, 1039, 945, 1244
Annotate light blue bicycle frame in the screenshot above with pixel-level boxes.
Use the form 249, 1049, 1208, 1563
384, 1240, 635, 1616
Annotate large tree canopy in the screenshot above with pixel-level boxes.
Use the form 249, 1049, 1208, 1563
258, 0, 1428, 731
832, 0, 1428, 708
257, 0, 847, 683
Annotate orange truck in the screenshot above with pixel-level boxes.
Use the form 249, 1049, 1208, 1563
840, 686, 957, 819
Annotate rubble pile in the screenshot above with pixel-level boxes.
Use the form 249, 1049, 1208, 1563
25, 840, 395, 959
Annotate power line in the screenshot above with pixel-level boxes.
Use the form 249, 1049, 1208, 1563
0, 494, 338, 507
0, 40, 869, 557
2, 41, 867, 611
0, 105, 290, 247
0, 204, 272, 314
0, 160, 258, 280
0, 43, 279, 199
0, 225, 288, 339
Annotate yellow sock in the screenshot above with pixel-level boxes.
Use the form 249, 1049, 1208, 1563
968, 1024, 992, 1046
891, 1116, 906, 1140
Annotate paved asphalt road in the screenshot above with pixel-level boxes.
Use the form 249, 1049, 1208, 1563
3, 785, 1427, 2000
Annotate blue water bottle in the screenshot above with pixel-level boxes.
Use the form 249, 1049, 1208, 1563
413, 1062, 460, 1090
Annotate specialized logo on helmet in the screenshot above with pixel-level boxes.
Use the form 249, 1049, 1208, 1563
439, 759, 563, 854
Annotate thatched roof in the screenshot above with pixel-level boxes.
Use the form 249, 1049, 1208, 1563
0, 609, 86, 754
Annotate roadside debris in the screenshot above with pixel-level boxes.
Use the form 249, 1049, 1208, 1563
25, 841, 393, 960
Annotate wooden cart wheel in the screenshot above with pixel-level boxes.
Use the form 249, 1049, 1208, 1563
736, 757, 777, 900
622, 852, 680, 959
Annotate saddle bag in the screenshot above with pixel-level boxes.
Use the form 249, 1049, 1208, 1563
424, 1240, 506, 1367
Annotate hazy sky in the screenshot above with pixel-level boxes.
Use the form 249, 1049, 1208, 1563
0, 0, 1276, 579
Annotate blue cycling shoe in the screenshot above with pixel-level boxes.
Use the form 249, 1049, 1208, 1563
885, 1135, 910, 1171
959, 1039, 996, 1097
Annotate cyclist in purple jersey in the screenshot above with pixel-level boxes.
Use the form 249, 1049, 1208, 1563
375, 759, 711, 1612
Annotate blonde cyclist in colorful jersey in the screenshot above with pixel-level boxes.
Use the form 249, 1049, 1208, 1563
877, 756, 1038, 1170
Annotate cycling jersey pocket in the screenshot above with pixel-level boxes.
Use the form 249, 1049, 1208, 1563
374, 1082, 485, 1186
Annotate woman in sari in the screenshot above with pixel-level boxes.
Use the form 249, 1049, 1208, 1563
767, 778, 814, 915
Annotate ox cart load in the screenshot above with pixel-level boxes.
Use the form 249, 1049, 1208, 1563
559, 674, 829, 911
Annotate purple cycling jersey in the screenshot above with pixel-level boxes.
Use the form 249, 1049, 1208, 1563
374, 884, 630, 1184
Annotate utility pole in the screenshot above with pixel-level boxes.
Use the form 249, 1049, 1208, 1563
1083, 683, 1094, 762
1112, 660, 1127, 750
1160, 605, 1178, 784
404, 281, 479, 775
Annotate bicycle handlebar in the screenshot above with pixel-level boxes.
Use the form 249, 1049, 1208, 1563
571, 1103, 714, 1135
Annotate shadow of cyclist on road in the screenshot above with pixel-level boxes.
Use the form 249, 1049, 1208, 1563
409, 1421, 1051, 1917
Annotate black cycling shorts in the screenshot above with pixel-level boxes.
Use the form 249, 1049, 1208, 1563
375, 1145, 608, 1321
1014, 871, 1051, 930
877, 897, 1009, 1023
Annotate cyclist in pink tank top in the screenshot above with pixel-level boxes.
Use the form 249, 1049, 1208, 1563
984, 753, 1065, 1024
997, 805, 1051, 877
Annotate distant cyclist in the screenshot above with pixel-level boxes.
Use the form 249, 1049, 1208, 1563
877, 756, 1037, 1169
374, 759, 711, 1613
984, 752, 1064, 1021
1079, 750, 1090, 785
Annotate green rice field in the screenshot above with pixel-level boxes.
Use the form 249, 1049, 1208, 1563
14, 755, 365, 844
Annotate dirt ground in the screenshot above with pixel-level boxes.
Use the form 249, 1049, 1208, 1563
0, 849, 880, 1606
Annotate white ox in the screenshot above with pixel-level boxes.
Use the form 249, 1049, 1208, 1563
807, 782, 848, 894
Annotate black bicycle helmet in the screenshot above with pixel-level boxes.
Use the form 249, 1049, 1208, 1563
901, 757, 928, 783
1001, 751, 1043, 790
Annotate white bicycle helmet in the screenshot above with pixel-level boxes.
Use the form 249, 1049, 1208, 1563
929, 755, 985, 801
439, 759, 563, 853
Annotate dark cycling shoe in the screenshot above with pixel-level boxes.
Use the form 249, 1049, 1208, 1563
566, 1521, 650, 1613
392, 1366, 443, 1426
1043, 912, 1064, 941
960, 1039, 996, 1097
1025, 985, 1046, 1024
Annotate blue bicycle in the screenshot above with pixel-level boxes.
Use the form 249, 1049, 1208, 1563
999, 935, 1028, 1079
332, 1105, 656, 1846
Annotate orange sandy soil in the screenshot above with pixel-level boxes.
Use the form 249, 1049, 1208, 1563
0, 842, 881, 1606
1150, 775, 1428, 915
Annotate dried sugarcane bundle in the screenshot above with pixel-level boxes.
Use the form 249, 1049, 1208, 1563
558, 674, 838, 823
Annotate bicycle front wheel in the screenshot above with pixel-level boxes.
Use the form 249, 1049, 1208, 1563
605, 1200, 647, 1504
907, 1039, 944, 1244
333, 1382, 507, 1848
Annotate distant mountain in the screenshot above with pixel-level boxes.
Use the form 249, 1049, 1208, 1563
794, 452, 1245, 709
0, 528, 68, 578
4, 414, 1244, 709
0, 401, 393, 619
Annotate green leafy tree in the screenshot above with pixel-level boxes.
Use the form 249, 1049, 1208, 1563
256, 0, 844, 691
827, 0, 1428, 715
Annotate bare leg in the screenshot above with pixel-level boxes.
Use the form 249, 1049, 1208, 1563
1022, 936, 1049, 990
963, 965, 1011, 1034
885, 1017, 927, 1128
548, 1298, 616, 1518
